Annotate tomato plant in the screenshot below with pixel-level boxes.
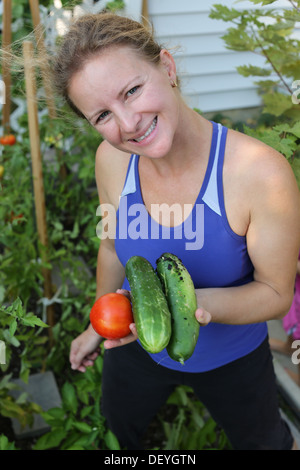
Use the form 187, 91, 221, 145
90, 293, 133, 339
0, 134, 16, 146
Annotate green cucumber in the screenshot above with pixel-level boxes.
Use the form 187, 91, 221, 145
156, 253, 199, 365
125, 256, 172, 353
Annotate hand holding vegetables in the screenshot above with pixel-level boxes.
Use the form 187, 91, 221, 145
86, 253, 210, 369
125, 253, 210, 364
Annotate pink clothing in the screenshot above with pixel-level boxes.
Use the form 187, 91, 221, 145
283, 253, 300, 340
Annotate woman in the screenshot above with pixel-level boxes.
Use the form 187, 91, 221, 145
56, 13, 300, 449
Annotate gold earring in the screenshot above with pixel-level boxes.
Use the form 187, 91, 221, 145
171, 80, 178, 88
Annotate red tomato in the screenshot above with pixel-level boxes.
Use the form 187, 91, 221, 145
7, 211, 24, 224
0, 134, 16, 146
89, 293, 133, 339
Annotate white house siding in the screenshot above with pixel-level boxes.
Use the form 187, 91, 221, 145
147, 0, 296, 113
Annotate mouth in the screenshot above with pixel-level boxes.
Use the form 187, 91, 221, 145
129, 117, 157, 143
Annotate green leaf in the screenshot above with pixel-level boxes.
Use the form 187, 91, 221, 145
250, 0, 279, 4
0, 434, 19, 450
290, 157, 300, 189
189, 404, 205, 428
104, 430, 121, 450
33, 429, 67, 450
21, 314, 48, 328
262, 92, 293, 116
243, 125, 297, 159
222, 27, 257, 51
70, 220, 79, 239
209, 5, 242, 22
0, 374, 15, 390
0, 397, 26, 421
175, 386, 189, 407
15, 392, 29, 405
19, 366, 30, 384
237, 65, 272, 77
94, 355, 103, 375
73, 421, 93, 433
80, 405, 93, 419
9, 319, 17, 337
42, 407, 66, 421
253, 79, 279, 91
0, 286, 5, 303
0, 434, 9, 450
273, 122, 300, 139
2, 329, 20, 347
61, 382, 78, 414
65, 444, 86, 450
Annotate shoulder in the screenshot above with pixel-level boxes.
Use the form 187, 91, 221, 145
95, 139, 131, 174
95, 140, 131, 207
223, 127, 300, 241
226, 128, 299, 202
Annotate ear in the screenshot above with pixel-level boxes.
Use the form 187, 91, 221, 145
159, 49, 177, 84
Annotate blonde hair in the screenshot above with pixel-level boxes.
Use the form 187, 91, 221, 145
52, 12, 163, 118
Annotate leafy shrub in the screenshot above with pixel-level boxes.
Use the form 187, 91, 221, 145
210, 0, 300, 184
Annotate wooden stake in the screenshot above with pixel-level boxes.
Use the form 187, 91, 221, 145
2, 0, 12, 132
29, 0, 67, 180
29, 0, 56, 119
23, 40, 55, 343
142, 0, 149, 27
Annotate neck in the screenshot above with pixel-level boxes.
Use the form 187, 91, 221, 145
146, 103, 212, 176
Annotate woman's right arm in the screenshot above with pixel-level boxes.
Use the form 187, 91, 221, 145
69, 237, 126, 372
69, 141, 137, 372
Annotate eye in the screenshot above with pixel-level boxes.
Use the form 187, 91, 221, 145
127, 86, 139, 97
95, 110, 110, 124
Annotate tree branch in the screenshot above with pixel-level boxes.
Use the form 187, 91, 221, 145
249, 24, 293, 95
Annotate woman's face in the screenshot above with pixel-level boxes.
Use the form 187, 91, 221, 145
68, 46, 180, 159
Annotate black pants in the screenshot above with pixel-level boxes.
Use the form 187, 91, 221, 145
101, 337, 293, 450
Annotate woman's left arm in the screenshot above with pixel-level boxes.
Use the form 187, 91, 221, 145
196, 147, 300, 326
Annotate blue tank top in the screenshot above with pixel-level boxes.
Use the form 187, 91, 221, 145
115, 121, 268, 372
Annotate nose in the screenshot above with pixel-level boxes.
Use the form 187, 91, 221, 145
116, 107, 142, 135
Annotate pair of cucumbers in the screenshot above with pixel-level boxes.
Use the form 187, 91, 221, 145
125, 253, 200, 365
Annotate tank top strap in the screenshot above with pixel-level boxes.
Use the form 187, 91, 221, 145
202, 121, 228, 216
120, 122, 228, 216
216, 123, 229, 216
120, 154, 139, 197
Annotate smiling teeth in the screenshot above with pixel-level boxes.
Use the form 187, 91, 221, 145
135, 117, 157, 142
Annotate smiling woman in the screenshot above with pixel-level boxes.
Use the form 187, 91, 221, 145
53, 12, 300, 450
53, 13, 163, 119
67, 43, 180, 160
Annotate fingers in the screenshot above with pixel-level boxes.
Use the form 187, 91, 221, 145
103, 323, 138, 349
71, 351, 100, 373
69, 343, 80, 370
195, 307, 212, 326
129, 323, 137, 336
116, 288, 131, 300
69, 330, 101, 372
80, 352, 100, 371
